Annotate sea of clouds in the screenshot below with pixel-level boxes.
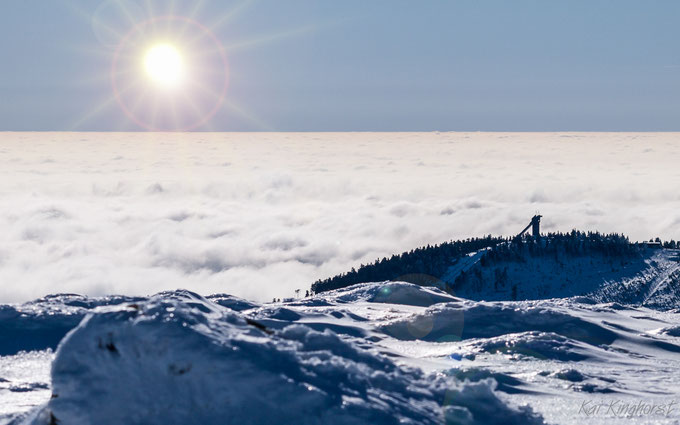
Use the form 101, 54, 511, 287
0, 132, 678, 303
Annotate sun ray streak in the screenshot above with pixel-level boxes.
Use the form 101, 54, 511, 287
70, 96, 118, 131
186, 0, 256, 44
222, 100, 273, 131
165, 0, 176, 32
117, 0, 143, 28
187, 80, 270, 130
204, 21, 338, 54
177, 87, 205, 124
177, 0, 207, 38
70, 79, 142, 130
127, 86, 156, 129
62, 1, 127, 41
67, 64, 138, 87
143, 0, 157, 33
63, 44, 114, 57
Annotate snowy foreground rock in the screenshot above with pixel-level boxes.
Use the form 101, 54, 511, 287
19, 289, 543, 425
5, 282, 680, 424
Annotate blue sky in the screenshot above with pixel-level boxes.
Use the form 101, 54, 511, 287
1, 0, 679, 131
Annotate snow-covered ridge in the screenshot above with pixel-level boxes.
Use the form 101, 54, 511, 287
314, 232, 680, 310
451, 245, 680, 309
5, 282, 680, 424
14, 288, 545, 425
0, 293, 258, 357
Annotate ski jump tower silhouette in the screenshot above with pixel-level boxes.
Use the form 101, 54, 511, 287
517, 215, 542, 239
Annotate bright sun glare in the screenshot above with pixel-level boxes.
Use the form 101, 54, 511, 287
144, 43, 185, 88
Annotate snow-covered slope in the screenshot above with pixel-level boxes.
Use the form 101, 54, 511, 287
314, 233, 680, 310
4, 283, 680, 424
447, 247, 680, 309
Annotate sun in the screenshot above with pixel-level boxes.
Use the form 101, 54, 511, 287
109, 15, 229, 130
144, 43, 185, 88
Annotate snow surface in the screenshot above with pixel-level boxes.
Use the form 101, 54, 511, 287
3, 282, 680, 424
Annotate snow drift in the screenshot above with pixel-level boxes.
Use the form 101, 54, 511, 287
0, 294, 143, 356
22, 290, 544, 425
7, 281, 680, 424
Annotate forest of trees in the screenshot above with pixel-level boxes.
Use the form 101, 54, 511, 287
483, 231, 638, 265
311, 231, 677, 295
311, 235, 507, 294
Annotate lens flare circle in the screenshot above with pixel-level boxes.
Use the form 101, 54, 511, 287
111, 16, 229, 131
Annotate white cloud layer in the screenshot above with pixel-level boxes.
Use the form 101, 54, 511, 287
1, 132, 679, 303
